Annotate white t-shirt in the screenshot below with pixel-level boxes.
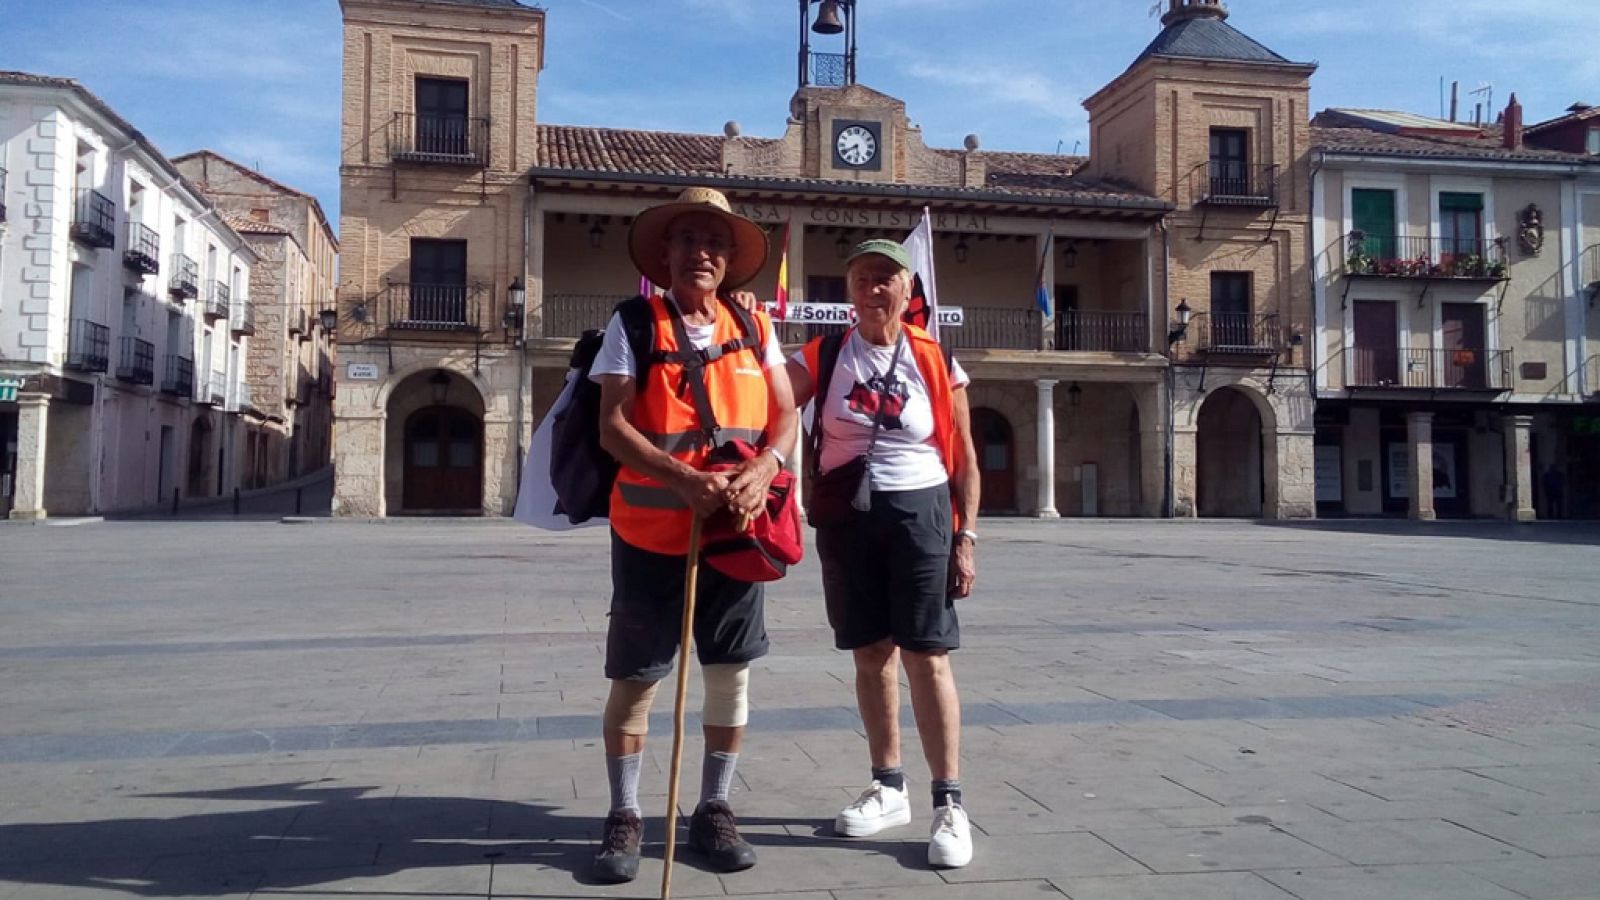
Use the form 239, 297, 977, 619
590, 293, 785, 380
793, 330, 970, 492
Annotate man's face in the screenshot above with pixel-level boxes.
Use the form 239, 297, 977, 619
847, 255, 909, 329
661, 212, 733, 294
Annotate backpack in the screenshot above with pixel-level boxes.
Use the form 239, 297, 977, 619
548, 294, 760, 525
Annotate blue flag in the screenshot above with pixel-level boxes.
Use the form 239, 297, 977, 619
1035, 243, 1052, 317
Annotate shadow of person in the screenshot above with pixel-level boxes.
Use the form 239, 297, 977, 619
0, 780, 595, 896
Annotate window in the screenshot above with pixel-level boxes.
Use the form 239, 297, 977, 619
1352, 188, 1398, 261
415, 77, 470, 156
1587, 127, 1600, 155
1440, 192, 1484, 260
1209, 128, 1250, 193
1209, 272, 1253, 347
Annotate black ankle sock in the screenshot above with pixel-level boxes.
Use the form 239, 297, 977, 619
872, 766, 906, 791
932, 779, 963, 809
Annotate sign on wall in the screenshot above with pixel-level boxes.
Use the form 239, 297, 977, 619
346, 363, 380, 382
1387, 441, 1457, 500
0, 377, 22, 403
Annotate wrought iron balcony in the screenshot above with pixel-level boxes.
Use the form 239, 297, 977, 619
383, 282, 483, 332
124, 223, 160, 275
389, 113, 489, 166
1349, 347, 1512, 392
71, 189, 117, 249
1191, 162, 1280, 208
168, 254, 200, 300
1192, 313, 1283, 356
204, 280, 231, 322
1344, 233, 1510, 280
1054, 310, 1150, 353
161, 355, 194, 397
232, 300, 256, 336
541, 293, 621, 338
287, 307, 306, 337
115, 337, 155, 385
945, 307, 1042, 351
0, 166, 7, 222
198, 372, 227, 407
1583, 245, 1599, 303
66, 319, 111, 372
1586, 355, 1600, 397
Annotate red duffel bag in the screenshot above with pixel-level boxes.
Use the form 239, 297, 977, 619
700, 440, 803, 583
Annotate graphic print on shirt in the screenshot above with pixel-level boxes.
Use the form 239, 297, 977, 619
843, 376, 908, 431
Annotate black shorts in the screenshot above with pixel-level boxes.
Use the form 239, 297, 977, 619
605, 530, 769, 681
816, 482, 959, 653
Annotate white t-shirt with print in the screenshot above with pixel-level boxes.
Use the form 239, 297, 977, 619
590, 293, 785, 381
792, 330, 970, 492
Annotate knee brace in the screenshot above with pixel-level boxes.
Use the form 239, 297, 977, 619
701, 663, 751, 728
603, 679, 660, 736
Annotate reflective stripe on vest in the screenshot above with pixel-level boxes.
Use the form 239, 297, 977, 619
612, 295, 774, 556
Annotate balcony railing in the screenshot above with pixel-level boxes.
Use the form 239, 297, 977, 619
389, 113, 489, 166
0, 166, 7, 222
1583, 245, 1599, 301
287, 307, 307, 337
384, 282, 483, 332
1191, 162, 1280, 208
204, 280, 231, 321
1054, 310, 1150, 353
1344, 233, 1510, 280
198, 373, 227, 407
161, 355, 194, 397
124, 223, 160, 275
1193, 313, 1282, 356
541, 294, 620, 338
232, 300, 256, 336
168, 254, 199, 300
1586, 355, 1600, 397
71, 189, 117, 249
1349, 347, 1512, 392
946, 307, 1042, 351
115, 337, 156, 385
66, 319, 111, 372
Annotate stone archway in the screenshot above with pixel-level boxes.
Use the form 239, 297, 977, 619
1197, 387, 1265, 517
386, 369, 486, 515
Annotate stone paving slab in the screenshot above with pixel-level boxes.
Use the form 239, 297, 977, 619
2, 519, 1600, 898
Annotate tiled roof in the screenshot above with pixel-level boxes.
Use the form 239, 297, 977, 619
411, 0, 535, 7
535, 124, 1162, 209
1133, 16, 1297, 67
1312, 125, 1600, 165
1527, 104, 1600, 135
223, 213, 292, 237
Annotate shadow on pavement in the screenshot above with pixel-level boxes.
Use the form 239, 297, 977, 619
1255, 518, 1600, 545
0, 781, 925, 895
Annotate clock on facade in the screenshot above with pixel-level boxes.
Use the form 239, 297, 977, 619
832, 120, 882, 170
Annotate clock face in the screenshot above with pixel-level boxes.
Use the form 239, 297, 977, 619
836, 125, 878, 167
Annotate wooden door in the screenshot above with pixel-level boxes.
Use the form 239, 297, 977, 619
403, 406, 482, 512
971, 408, 1016, 513
1441, 304, 1487, 389
1352, 300, 1399, 386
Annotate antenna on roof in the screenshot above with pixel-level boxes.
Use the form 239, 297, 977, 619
1469, 82, 1494, 125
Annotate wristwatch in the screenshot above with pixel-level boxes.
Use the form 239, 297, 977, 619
955, 528, 978, 545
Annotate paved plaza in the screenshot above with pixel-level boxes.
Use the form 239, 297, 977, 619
1, 517, 1598, 899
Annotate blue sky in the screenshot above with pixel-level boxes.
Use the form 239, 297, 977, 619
2, 0, 1593, 231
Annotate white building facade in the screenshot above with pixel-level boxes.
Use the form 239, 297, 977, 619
0, 72, 257, 519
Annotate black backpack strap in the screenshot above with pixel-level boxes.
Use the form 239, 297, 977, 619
807, 330, 848, 478
614, 295, 656, 387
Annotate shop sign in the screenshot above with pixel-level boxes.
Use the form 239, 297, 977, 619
0, 377, 22, 403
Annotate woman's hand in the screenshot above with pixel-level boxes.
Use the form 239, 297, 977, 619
949, 538, 977, 599
729, 290, 762, 314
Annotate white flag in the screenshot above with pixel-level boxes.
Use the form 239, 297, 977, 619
903, 207, 941, 342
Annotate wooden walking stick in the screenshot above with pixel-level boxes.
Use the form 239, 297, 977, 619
660, 512, 705, 900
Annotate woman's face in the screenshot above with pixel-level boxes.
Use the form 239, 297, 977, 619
847, 256, 909, 331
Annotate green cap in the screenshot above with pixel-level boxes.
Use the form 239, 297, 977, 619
846, 239, 913, 272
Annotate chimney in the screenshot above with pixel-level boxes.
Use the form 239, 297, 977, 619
1162, 0, 1228, 27
1503, 93, 1524, 150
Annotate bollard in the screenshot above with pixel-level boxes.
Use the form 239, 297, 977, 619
233, 487, 241, 516
295, 487, 304, 516
172, 488, 180, 517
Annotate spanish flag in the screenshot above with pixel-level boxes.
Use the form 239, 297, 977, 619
774, 221, 791, 321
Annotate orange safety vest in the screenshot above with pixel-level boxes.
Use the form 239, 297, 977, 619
801, 324, 961, 526
611, 294, 775, 555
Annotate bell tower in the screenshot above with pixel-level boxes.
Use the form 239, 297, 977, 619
1162, 0, 1228, 26
798, 0, 857, 90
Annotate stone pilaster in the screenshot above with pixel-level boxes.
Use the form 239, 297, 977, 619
1034, 379, 1059, 518
8, 393, 49, 520
1406, 411, 1435, 521
1503, 414, 1536, 523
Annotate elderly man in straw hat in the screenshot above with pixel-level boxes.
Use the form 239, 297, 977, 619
586, 187, 797, 884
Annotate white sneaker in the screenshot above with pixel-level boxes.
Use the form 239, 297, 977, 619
928, 803, 973, 868
835, 780, 912, 837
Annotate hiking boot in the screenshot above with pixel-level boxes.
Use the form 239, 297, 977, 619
835, 780, 912, 837
687, 799, 757, 873
591, 810, 643, 884
928, 802, 973, 869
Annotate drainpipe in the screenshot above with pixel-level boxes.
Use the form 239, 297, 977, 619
515, 177, 533, 489
1308, 150, 1326, 405
1159, 219, 1175, 519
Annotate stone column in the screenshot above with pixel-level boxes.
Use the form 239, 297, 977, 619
1406, 411, 1436, 521
8, 393, 49, 521
1172, 429, 1198, 518
1035, 379, 1060, 518
332, 412, 386, 518
1503, 414, 1536, 522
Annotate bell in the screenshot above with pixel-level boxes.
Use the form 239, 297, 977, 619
812, 0, 845, 34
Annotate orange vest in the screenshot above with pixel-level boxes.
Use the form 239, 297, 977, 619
802, 324, 961, 525
611, 295, 775, 555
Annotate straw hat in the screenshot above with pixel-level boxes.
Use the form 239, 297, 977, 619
628, 187, 770, 290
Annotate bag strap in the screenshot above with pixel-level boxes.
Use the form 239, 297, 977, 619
657, 294, 762, 452
861, 331, 909, 464
616, 295, 656, 389
807, 330, 849, 478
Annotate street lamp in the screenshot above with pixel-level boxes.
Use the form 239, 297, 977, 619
429, 370, 451, 405
1166, 298, 1193, 346
318, 308, 338, 333
836, 234, 850, 259
954, 237, 969, 264
1063, 242, 1078, 269
505, 277, 526, 331
1067, 382, 1083, 408
589, 222, 606, 249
